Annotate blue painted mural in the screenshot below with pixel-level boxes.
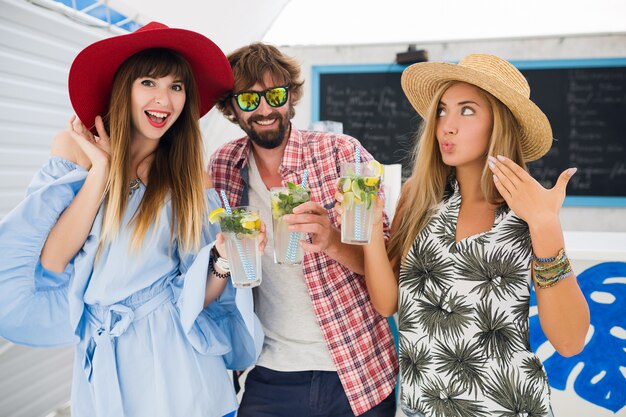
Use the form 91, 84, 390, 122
530, 262, 626, 414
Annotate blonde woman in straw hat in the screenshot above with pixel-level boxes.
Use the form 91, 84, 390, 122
0, 22, 265, 417
335, 54, 589, 416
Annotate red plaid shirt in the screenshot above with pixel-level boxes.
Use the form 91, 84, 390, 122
209, 126, 398, 415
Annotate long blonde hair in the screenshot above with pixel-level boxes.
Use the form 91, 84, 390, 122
99, 48, 206, 255
387, 81, 526, 273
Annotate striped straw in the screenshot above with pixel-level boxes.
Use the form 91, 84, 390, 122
285, 169, 309, 263
219, 190, 256, 281
301, 169, 309, 189
354, 148, 362, 241
220, 190, 232, 215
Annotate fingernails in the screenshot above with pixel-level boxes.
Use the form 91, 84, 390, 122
487, 156, 497, 169
496, 155, 506, 161
567, 167, 578, 177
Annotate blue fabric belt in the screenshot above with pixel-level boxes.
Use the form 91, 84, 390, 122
83, 286, 174, 416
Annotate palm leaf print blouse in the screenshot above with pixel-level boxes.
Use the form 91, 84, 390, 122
398, 179, 551, 417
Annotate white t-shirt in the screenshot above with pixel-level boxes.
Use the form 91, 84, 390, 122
247, 153, 335, 372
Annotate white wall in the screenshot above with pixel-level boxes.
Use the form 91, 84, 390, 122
0, 0, 125, 218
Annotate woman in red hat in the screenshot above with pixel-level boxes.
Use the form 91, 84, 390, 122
336, 54, 589, 417
0, 22, 263, 417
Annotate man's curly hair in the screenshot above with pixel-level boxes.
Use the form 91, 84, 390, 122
216, 42, 304, 123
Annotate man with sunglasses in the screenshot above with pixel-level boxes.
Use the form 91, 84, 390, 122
209, 43, 397, 417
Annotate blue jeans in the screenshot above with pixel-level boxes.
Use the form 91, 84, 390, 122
237, 366, 396, 417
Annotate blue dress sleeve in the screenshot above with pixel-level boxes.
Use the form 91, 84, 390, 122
0, 156, 85, 347
173, 188, 262, 369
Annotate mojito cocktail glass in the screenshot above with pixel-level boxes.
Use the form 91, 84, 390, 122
218, 206, 262, 288
270, 184, 310, 265
339, 161, 382, 245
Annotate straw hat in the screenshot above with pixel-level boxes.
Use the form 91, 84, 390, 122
69, 22, 233, 133
401, 54, 552, 161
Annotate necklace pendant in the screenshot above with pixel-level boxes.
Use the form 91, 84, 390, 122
129, 178, 141, 193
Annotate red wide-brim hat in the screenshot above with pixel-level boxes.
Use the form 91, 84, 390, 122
69, 22, 233, 132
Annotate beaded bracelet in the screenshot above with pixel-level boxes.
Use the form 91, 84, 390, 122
209, 249, 230, 280
531, 248, 573, 289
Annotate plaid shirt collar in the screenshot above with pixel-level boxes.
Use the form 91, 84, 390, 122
229, 134, 251, 171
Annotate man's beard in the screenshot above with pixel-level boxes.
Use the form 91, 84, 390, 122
241, 109, 291, 150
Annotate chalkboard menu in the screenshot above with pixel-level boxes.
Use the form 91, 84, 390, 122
314, 60, 626, 204
318, 70, 418, 180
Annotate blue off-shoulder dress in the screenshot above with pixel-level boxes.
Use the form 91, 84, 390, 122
0, 156, 263, 417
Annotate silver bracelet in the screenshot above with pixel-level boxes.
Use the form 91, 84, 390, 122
213, 247, 230, 272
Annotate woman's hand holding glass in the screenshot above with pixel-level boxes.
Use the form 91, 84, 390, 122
214, 221, 267, 260
333, 183, 385, 229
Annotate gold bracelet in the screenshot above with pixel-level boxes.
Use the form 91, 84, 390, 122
532, 248, 573, 289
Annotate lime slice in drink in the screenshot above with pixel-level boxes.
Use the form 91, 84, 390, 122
241, 213, 260, 231
342, 191, 355, 210
341, 178, 352, 192
209, 208, 226, 224
241, 220, 257, 230
351, 180, 366, 202
271, 200, 281, 216
367, 160, 383, 177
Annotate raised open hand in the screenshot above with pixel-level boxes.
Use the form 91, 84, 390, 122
67, 115, 111, 169
488, 154, 576, 226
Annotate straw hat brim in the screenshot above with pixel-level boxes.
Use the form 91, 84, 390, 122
401, 62, 552, 161
69, 22, 233, 134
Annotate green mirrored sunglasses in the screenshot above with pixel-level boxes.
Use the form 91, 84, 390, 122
233, 86, 289, 112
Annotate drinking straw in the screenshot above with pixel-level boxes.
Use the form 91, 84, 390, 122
354, 147, 362, 241
285, 169, 309, 263
219, 190, 256, 281
220, 190, 233, 214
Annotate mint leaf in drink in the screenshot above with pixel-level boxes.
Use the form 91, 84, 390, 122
271, 187, 311, 218
340, 173, 380, 208
220, 208, 260, 235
